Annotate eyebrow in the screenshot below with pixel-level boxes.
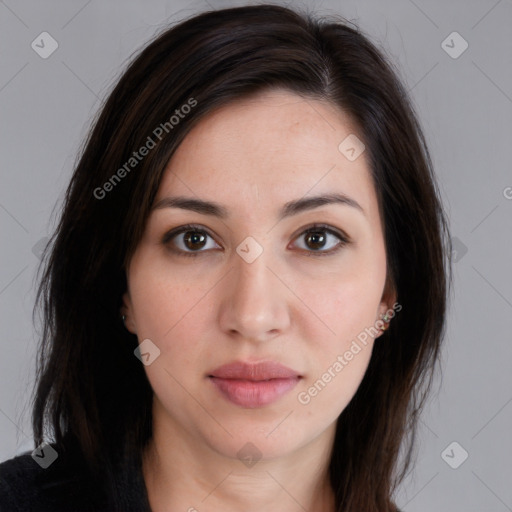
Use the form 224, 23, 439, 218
151, 192, 365, 220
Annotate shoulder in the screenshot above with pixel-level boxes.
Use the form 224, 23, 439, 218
0, 451, 38, 511
0, 443, 107, 512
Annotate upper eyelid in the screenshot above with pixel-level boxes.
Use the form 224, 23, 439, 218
161, 224, 217, 245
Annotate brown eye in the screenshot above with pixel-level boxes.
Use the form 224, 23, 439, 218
292, 224, 349, 256
182, 231, 207, 250
304, 231, 327, 250
162, 224, 221, 258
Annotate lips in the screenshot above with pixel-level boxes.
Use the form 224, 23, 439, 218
209, 361, 301, 380
208, 361, 302, 408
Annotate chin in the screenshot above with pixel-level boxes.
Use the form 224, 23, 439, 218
203, 419, 319, 463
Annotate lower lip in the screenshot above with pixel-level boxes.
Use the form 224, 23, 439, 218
209, 376, 300, 408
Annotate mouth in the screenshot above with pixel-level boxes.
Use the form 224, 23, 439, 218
208, 361, 302, 408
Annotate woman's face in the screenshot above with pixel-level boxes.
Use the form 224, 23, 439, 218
123, 89, 394, 461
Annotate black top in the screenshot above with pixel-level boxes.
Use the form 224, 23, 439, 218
0, 441, 151, 511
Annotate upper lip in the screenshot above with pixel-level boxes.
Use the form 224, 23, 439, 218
209, 361, 302, 381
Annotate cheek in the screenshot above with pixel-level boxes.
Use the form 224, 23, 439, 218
128, 249, 210, 338
312, 280, 379, 333
128, 257, 219, 383
290, 248, 385, 408
129, 272, 211, 411
293, 274, 380, 419
133, 290, 209, 370
296, 345, 373, 428
296, 252, 386, 347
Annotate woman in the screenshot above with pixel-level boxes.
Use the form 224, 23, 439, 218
0, 4, 451, 511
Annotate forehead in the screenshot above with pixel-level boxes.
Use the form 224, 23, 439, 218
156, 89, 378, 222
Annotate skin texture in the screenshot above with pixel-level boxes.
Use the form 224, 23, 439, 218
122, 89, 395, 512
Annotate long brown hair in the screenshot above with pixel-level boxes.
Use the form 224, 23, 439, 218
32, 4, 451, 511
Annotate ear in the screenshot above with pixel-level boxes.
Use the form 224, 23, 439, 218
375, 278, 398, 338
120, 290, 138, 334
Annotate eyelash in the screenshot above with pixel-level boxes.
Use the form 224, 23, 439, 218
161, 223, 350, 258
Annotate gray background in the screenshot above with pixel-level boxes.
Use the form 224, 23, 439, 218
1, 0, 511, 510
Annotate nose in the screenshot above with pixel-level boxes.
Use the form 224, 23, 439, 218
217, 248, 291, 344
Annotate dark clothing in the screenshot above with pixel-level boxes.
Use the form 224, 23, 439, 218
0, 441, 151, 511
